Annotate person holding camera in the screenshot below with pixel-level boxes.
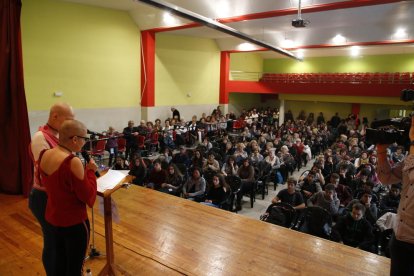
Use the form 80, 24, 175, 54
377, 116, 414, 276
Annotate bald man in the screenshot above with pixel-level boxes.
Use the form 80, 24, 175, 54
39, 119, 97, 276
28, 102, 74, 276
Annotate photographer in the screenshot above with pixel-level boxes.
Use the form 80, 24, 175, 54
376, 115, 414, 276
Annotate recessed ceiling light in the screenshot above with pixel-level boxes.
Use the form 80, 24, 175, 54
350, 46, 360, 57
332, 34, 346, 45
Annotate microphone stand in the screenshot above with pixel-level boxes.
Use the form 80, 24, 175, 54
84, 139, 105, 261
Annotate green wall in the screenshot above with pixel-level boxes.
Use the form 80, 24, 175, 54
22, 0, 141, 110
230, 52, 263, 72
155, 34, 220, 106
263, 53, 414, 73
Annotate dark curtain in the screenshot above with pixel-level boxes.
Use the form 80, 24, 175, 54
0, 0, 33, 196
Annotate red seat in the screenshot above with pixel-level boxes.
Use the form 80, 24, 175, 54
136, 135, 146, 150
232, 120, 243, 132
400, 72, 411, 84
146, 131, 159, 152
117, 137, 126, 155
87, 139, 107, 165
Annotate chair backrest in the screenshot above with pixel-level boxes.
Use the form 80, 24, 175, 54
225, 175, 242, 194
151, 132, 159, 143
137, 135, 145, 146
117, 137, 127, 151
294, 206, 333, 239
93, 140, 107, 154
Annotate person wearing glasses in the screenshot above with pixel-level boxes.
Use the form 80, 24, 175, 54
28, 102, 74, 276
38, 119, 98, 276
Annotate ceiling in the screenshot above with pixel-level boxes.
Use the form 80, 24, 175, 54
63, 0, 414, 59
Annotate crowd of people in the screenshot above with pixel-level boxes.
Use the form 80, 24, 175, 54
110, 107, 409, 258
29, 103, 413, 275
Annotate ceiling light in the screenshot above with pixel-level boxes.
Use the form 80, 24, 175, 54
163, 12, 177, 25
332, 34, 346, 45
296, 49, 304, 59
135, 0, 300, 60
394, 28, 407, 39
290, 0, 313, 7
237, 43, 256, 51
282, 39, 296, 48
350, 46, 360, 57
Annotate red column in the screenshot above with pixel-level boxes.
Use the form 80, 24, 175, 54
140, 31, 156, 107
219, 51, 230, 104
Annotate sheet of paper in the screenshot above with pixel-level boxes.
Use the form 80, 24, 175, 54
97, 169, 126, 192
116, 170, 130, 176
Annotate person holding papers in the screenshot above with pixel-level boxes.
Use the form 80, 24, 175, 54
38, 119, 97, 276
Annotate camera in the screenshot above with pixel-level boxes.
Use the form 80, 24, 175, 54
365, 89, 414, 147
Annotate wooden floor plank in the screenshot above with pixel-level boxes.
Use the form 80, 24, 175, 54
0, 187, 390, 275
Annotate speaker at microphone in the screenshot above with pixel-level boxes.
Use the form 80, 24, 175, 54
81, 151, 101, 177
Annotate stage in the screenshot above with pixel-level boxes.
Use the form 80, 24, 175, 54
0, 186, 389, 275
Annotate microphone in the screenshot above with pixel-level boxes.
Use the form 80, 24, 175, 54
81, 151, 101, 177
87, 129, 103, 136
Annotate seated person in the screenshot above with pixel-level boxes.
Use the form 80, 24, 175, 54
221, 155, 238, 177
234, 143, 248, 165
203, 152, 220, 173
332, 203, 375, 252
297, 171, 322, 202
171, 146, 190, 166
191, 149, 205, 169
307, 184, 340, 216
146, 160, 167, 190
338, 163, 354, 187
379, 183, 401, 213
236, 158, 255, 211
329, 173, 352, 208
264, 149, 281, 173
350, 168, 370, 193
128, 157, 147, 185
201, 174, 227, 208
160, 164, 183, 196
182, 167, 206, 202
391, 145, 406, 164
249, 147, 264, 165
265, 177, 305, 214
298, 164, 325, 187
347, 191, 378, 225
354, 181, 379, 205
221, 141, 235, 160
112, 156, 128, 170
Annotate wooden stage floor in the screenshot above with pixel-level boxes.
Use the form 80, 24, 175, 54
0, 186, 390, 275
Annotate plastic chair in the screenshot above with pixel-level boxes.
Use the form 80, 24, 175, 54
225, 175, 242, 212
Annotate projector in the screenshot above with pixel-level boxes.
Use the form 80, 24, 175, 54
292, 19, 308, 28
